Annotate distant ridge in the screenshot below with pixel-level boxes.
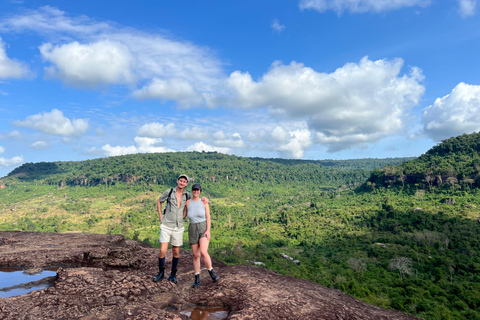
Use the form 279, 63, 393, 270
368, 132, 480, 188
3, 152, 412, 189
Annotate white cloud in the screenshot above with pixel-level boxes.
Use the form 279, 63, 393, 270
0, 146, 4, 153
0, 130, 22, 140
14, 109, 89, 136
0, 6, 223, 101
132, 78, 204, 108
30, 140, 49, 149
246, 129, 269, 143
278, 128, 312, 158
0, 36, 30, 79
422, 82, 480, 141
213, 131, 245, 148
179, 127, 210, 140
0, 6, 111, 35
134, 136, 174, 153
137, 122, 176, 138
271, 19, 286, 33
225, 56, 424, 152
101, 144, 138, 157
299, 0, 431, 14
458, 0, 477, 17
186, 142, 230, 154
40, 40, 136, 87
0, 155, 23, 167
96, 136, 174, 157
271, 126, 289, 142
247, 125, 312, 158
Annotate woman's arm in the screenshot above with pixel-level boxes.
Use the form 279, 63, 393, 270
205, 202, 211, 241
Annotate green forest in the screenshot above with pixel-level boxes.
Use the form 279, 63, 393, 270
1, 133, 480, 320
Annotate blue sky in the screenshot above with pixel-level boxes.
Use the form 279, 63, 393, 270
0, 0, 479, 178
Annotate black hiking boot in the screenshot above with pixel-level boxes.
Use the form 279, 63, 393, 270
208, 269, 220, 282
167, 269, 178, 284
153, 268, 165, 282
192, 274, 201, 288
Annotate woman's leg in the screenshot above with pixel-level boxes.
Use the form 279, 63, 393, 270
199, 237, 212, 269
191, 243, 201, 274
199, 237, 220, 281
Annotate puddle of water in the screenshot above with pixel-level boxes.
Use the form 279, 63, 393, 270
0, 267, 57, 298
180, 307, 229, 320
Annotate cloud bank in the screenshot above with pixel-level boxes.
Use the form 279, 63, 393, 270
14, 109, 89, 136
1, 6, 223, 107
458, 0, 477, 18
225, 56, 424, 151
422, 82, 480, 141
0, 37, 30, 79
299, 0, 431, 14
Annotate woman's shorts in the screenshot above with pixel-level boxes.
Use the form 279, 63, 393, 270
159, 224, 184, 246
188, 221, 207, 245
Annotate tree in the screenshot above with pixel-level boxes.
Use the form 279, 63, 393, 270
389, 257, 413, 281
348, 257, 367, 274
446, 177, 458, 193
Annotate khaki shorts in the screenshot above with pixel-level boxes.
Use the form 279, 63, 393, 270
159, 224, 184, 246
188, 221, 207, 245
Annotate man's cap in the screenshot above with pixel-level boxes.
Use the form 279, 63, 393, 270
178, 174, 189, 181
191, 183, 202, 190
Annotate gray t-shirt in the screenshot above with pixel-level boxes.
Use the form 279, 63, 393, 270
187, 199, 206, 224
159, 188, 191, 228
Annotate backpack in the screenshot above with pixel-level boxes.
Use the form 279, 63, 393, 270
163, 188, 190, 214
163, 188, 174, 215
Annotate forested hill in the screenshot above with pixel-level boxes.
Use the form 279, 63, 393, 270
251, 157, 414, 170
2, 146, 480, 319
368, 132, 480, 188
3, 152, 412, 191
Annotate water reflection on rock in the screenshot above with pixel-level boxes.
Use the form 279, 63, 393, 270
0, 267, 57, 298
180, 307, 229, 320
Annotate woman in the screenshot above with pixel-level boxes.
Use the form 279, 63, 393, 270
183, 183, 220, 288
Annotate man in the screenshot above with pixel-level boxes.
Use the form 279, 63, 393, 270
153, 174, 191, 283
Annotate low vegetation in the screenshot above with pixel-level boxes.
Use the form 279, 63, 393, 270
1, 135, 480, 319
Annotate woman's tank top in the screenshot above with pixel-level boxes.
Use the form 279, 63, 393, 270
187, 199, 206, 223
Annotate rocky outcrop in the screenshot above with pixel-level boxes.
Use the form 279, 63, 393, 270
0, 231, 420, 319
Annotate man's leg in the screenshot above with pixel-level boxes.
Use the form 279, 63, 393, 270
153, 242, 169, 282
167, 245, 180, 283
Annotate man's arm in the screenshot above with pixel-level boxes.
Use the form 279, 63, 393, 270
157, 199, 163, 222
157, 189, 170, 222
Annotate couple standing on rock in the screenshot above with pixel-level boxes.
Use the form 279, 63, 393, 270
152, 174, 220, 288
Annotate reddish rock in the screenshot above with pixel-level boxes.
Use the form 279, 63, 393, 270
0, 231, 420, 319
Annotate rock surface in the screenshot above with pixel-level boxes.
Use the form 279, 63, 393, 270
0, 231, 420, 319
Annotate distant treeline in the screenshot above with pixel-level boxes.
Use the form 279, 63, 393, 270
5, 152, 412, 191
